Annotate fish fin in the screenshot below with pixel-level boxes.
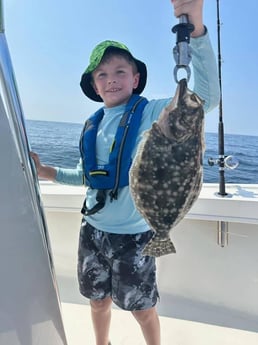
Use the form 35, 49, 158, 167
143, 238, 176, 257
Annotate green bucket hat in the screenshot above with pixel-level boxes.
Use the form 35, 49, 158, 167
80, 40, 147, 102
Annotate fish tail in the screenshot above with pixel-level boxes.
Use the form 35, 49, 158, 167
143, 238, 176, 257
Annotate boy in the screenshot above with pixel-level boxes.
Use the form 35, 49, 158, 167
31, 1, 220, 344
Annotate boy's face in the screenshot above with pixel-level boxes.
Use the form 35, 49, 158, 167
91, 56, 140, 108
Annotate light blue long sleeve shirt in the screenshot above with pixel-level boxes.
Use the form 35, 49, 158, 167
55, 31, 220, 234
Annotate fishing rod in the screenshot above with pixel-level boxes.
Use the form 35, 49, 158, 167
208, 0, 239, 247
208, 0, 227, 196
207, 0, 238, 195
216, 0, 226, 196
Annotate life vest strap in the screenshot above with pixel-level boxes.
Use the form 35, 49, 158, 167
81, 189, 106, 216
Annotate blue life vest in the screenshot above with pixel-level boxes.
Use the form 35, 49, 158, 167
79, 94, 148, 201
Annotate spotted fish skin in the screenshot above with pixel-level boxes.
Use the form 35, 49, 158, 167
129, 79, 204, 257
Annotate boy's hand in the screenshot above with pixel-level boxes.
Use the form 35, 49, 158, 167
30, 151, 42, 173
171, 0, 205, 37
30, 151, 57, 180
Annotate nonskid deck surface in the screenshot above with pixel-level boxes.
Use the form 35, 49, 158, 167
61, 303, 258, 345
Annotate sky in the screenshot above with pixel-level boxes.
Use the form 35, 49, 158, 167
3, 0, 258, 136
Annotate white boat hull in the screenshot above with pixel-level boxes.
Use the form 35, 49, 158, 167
40, 182, 258, 343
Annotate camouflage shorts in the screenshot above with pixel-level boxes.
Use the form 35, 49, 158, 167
77, 219, 159, 311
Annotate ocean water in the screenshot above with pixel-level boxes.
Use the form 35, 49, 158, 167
26, 119, 258, 184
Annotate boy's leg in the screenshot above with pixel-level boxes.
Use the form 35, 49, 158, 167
132, 307, 160, 345
90, 297, 112, 345
111, 230, 160, 345
77, 221, 113, 344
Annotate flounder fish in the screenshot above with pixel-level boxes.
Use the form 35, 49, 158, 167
129, 78, 204, 257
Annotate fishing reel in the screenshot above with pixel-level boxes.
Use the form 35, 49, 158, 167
208, 155, 239, 170
208, 153, 239, 247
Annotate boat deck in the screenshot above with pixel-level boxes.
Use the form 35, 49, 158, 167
61, 302, 258, 345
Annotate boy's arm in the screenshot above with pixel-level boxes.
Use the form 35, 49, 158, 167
171, 0, 220, 112
31, 151, 84, 186
191, 32, 220, 113
55, 160, 84, 186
